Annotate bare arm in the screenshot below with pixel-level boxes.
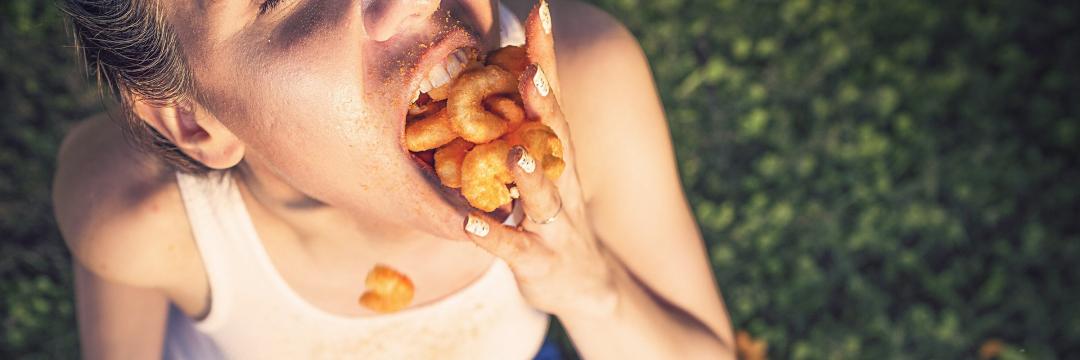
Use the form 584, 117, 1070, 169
54, 115, 202, 359
74, 261, 168, 359
552, 2, 734, 358
478, 1, 735, 357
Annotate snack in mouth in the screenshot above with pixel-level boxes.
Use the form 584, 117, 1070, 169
405, 45, 565, 212
358, 264, 415, 314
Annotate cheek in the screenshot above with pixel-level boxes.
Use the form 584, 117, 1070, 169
236, 62, 405, 201
195, 33, 365, 172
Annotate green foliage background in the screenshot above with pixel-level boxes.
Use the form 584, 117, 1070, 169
2, 0, 1078, 358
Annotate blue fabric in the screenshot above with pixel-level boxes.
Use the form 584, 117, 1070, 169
532, 340, 565, 360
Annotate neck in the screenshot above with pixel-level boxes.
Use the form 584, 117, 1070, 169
231, 158, 437, 256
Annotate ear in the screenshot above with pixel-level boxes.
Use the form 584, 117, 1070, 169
131, 96, 245, 170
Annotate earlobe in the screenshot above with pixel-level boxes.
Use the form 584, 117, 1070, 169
131, 96, 245, 170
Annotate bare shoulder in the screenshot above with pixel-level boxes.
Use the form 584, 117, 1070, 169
53, 113, 197, 289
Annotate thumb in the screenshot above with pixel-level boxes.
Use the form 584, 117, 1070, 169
525, 0, 560, 98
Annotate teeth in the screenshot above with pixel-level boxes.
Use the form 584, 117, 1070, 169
446, 56, 464, 78
452, 49, 468, 64
428, 64, 451, 89
418, 78, 432, 94
410, 89, 421, 103
411, 49, 471, 104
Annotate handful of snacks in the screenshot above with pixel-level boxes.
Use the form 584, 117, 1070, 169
405, 45, 565, 212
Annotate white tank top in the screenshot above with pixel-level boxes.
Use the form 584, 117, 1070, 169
163, 6, 545, 358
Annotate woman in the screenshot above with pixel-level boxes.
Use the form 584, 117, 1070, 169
53, 0, 734, 358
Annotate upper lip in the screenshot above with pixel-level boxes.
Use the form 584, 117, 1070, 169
399, 29, 479, 110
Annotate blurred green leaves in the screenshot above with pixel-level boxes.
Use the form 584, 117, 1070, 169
1, 0, 99, 357
0, 0, 1078, 358
590, 0, 1079, 358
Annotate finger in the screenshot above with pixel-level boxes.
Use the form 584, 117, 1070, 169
525, 0, 560, 97
506, 145, 562, 224
518, 64, 559, 127
463, 212, 547, 263
518, 64, 575, 174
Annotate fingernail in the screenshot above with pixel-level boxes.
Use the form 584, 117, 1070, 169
539, 1, 552, 34
509, 186, 520, 199
533, 66, 549, 97
465, 214, 489, 237
517, 148, 536, 173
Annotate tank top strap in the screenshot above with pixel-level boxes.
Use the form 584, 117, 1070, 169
498, 1, 526, 47
174, 170, 269, 329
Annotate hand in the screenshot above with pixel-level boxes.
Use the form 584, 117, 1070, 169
461, 0, 618, 318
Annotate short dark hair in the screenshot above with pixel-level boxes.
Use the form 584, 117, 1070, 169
63, 0, 211, 174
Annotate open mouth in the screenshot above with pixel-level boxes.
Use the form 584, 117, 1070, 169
398, 38, 518, 219
404, 47, 477, 173
401, 42, 527, 217
391, 26, 477, 170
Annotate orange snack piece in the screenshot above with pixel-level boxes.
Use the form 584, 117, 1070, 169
486, 45, 528, 76
484, 96, 526, 133
433, 138, 474, 188
447, 66, 518, 143
460, 139, 514, 212
358, 264, 415, 314
505, 122, 565, 182
405, 108, 457, 152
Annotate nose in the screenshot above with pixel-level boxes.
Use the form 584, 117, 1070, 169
363, 0, 440, 42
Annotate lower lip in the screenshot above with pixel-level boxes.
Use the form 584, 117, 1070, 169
409, 150, 470, 210
409, 150, 436, 174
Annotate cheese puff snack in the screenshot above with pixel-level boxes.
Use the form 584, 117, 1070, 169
460, 140, 515, 212
405, 108, 457, 152
485, 45, 528, 76
484, 96, 526, 133
358, 264, 415, 314
446, 65, 518, 144
504, 121, 565, 182
433, 138, 475, 189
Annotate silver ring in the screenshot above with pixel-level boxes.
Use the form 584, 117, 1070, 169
526, 196, 563, 225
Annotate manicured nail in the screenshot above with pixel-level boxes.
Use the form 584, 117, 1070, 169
533, 66, 549, 97
539, 1, 552, 34
517, 148, 536, 173
509, 186, 520, 199
465, 214, 489, 237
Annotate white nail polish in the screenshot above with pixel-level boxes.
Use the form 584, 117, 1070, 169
540, 1, 552, 34
517, 150, 536, 173
509, 186, 520, 199
533, 67, 549, 97
465, 215, 489, 237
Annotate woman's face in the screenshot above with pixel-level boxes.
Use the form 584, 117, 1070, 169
169, 0, 503, 239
